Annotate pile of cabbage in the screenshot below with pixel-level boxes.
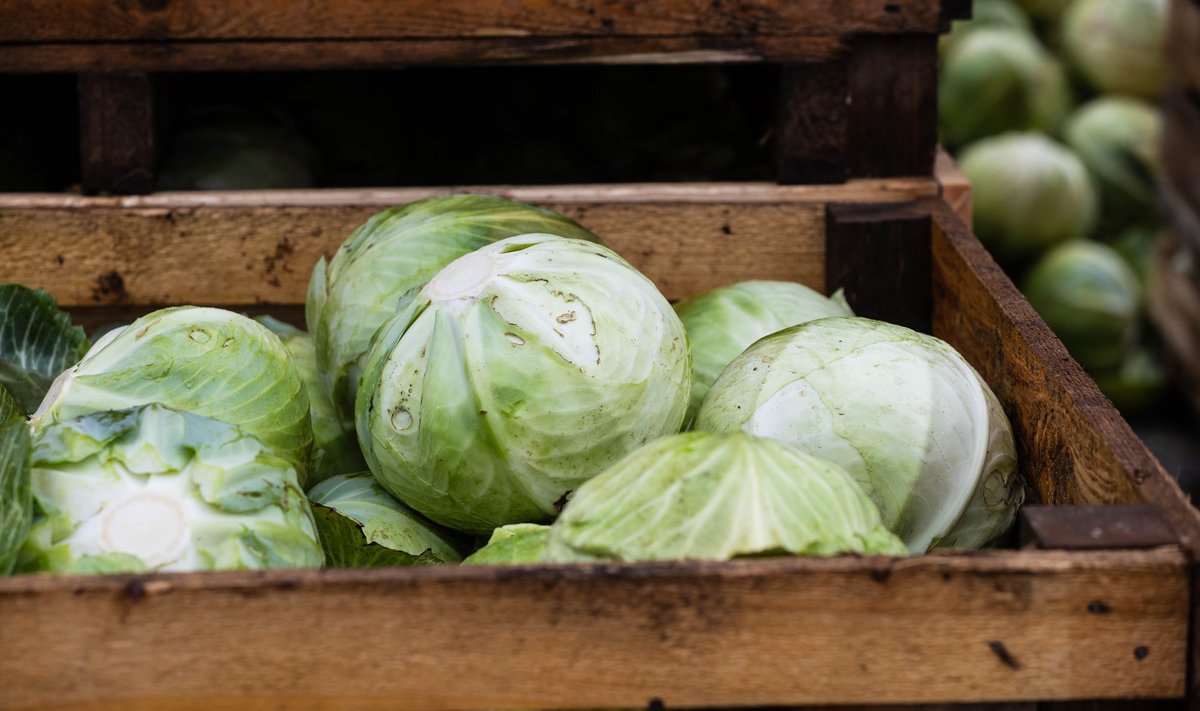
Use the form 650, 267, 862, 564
939, 0, 1169, 415
0, 195, 1025, 574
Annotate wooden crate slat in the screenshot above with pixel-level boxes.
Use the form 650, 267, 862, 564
78, 73, 158, 196
1162, 89, 1200, 224
0, 181, 938, 308
0, 548, 1188, 710
1169, 0, 1200, 93
928, 202, 1200, 556
0, 36, 856, 72
0, 1, 953, 44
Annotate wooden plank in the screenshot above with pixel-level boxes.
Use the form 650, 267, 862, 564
845, 34, 939, 177
928, 202, 1200, 558
0, 187, 822, 307
1168, 0, 1200, 93
1162, 90, 1200, 224
826, 202, 932, 333
0, 548, 1188, 709
1147, 228, 1200, 419
0, 1, 954, 43
0, 36, 851, 72
936, 146, 972, 227
1020, 505, 1181, 551
775, 60, 850, 184
78, 73, 157, 195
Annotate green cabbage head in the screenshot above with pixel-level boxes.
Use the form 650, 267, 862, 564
357, 234, 690, 534
21, 405, 322, 573
960, 133, 1096, 264
31, 307, 314, 485
545, 431, 907, 562
0, 384, 31, 575
1062, 0, 1168, 100
695, 318, 1022, 553
308, 195, 599, 423
674, 280, 852, 426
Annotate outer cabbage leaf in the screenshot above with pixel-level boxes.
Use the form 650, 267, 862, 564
255, 316, 366, 485
308, 194, 600, 422
545, 432, 906, 562
463, 524, 549, 565
0, 285, 90, 415
22, 405, 322, 573
32, 307, 314, 485
309, 472, 465, 567
0, 384, 31, 574
357, 234, 690, 534
674, 281, 852, 426
695, 318, 1022, 553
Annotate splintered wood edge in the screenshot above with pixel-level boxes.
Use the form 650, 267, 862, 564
0, 547, 1188, 709
927, 202, 1200, 557
0, 181, 937, 308
935, 146, 972, 227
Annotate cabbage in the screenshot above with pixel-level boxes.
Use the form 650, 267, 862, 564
0, 384, 31, 574
545, 431, 907, 562
157, 105, 317, 191
695, 318, 1022, 553
1092, 344, 1167, 415
32, 307, 314, 484
941, 0, 1033, 56
939, 29, 1072, 149
1024, 241, 1141, 371
464, 524, 549, 565
1063, 97, 1162, 231
357, 234, 690, 534
674, 281, 852, 427
1014, 0, 1071, 21
1062, 0, 1168, 100
255, 316, 366, 485
960, 133, 1097, 264
309, 472, 465, 567
21, 405, 322, 573
308, 195, 600, 422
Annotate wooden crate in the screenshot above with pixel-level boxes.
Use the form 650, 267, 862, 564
0, 0, 973, 193
0, 182, 1197, 709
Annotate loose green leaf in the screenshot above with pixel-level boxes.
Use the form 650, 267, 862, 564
0, 384, 31, 574
0, 285, 89, 415
464, 524, 549, 565
309, 473, 465, 567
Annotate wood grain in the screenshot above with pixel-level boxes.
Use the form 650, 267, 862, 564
929, 202, 1200, 557
0, 36, 853, 72
826, 202, 932, 333
845, 35, 939, 178
1162, 90, 1200, 223
0, 1, 954, 43
0, 548, 1188, 710
0, 181, 937, 308
1168, 0, 1200, 93
936, 146, 972, 227
78, 73, 157, 195
775, 60, 849, 184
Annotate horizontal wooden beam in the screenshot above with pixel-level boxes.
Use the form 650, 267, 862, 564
0, 548, 1187, 709
0, 182, 947, 307
0, 1, 954, 43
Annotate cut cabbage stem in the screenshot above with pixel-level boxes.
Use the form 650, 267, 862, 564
99, 493, 190, 568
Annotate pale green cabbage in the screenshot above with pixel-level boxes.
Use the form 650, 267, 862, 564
307, 195, 599, 423
695, 318, 1022, 553
357, 234, 690, 534
545, 431, 907, 562
31, 307, 314, 484
21, 405, 322, 573
1063, 97, 1162, 231
674, 281, 852, 427
1062, 0, 1168, 100
960, 132, 1097, 264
